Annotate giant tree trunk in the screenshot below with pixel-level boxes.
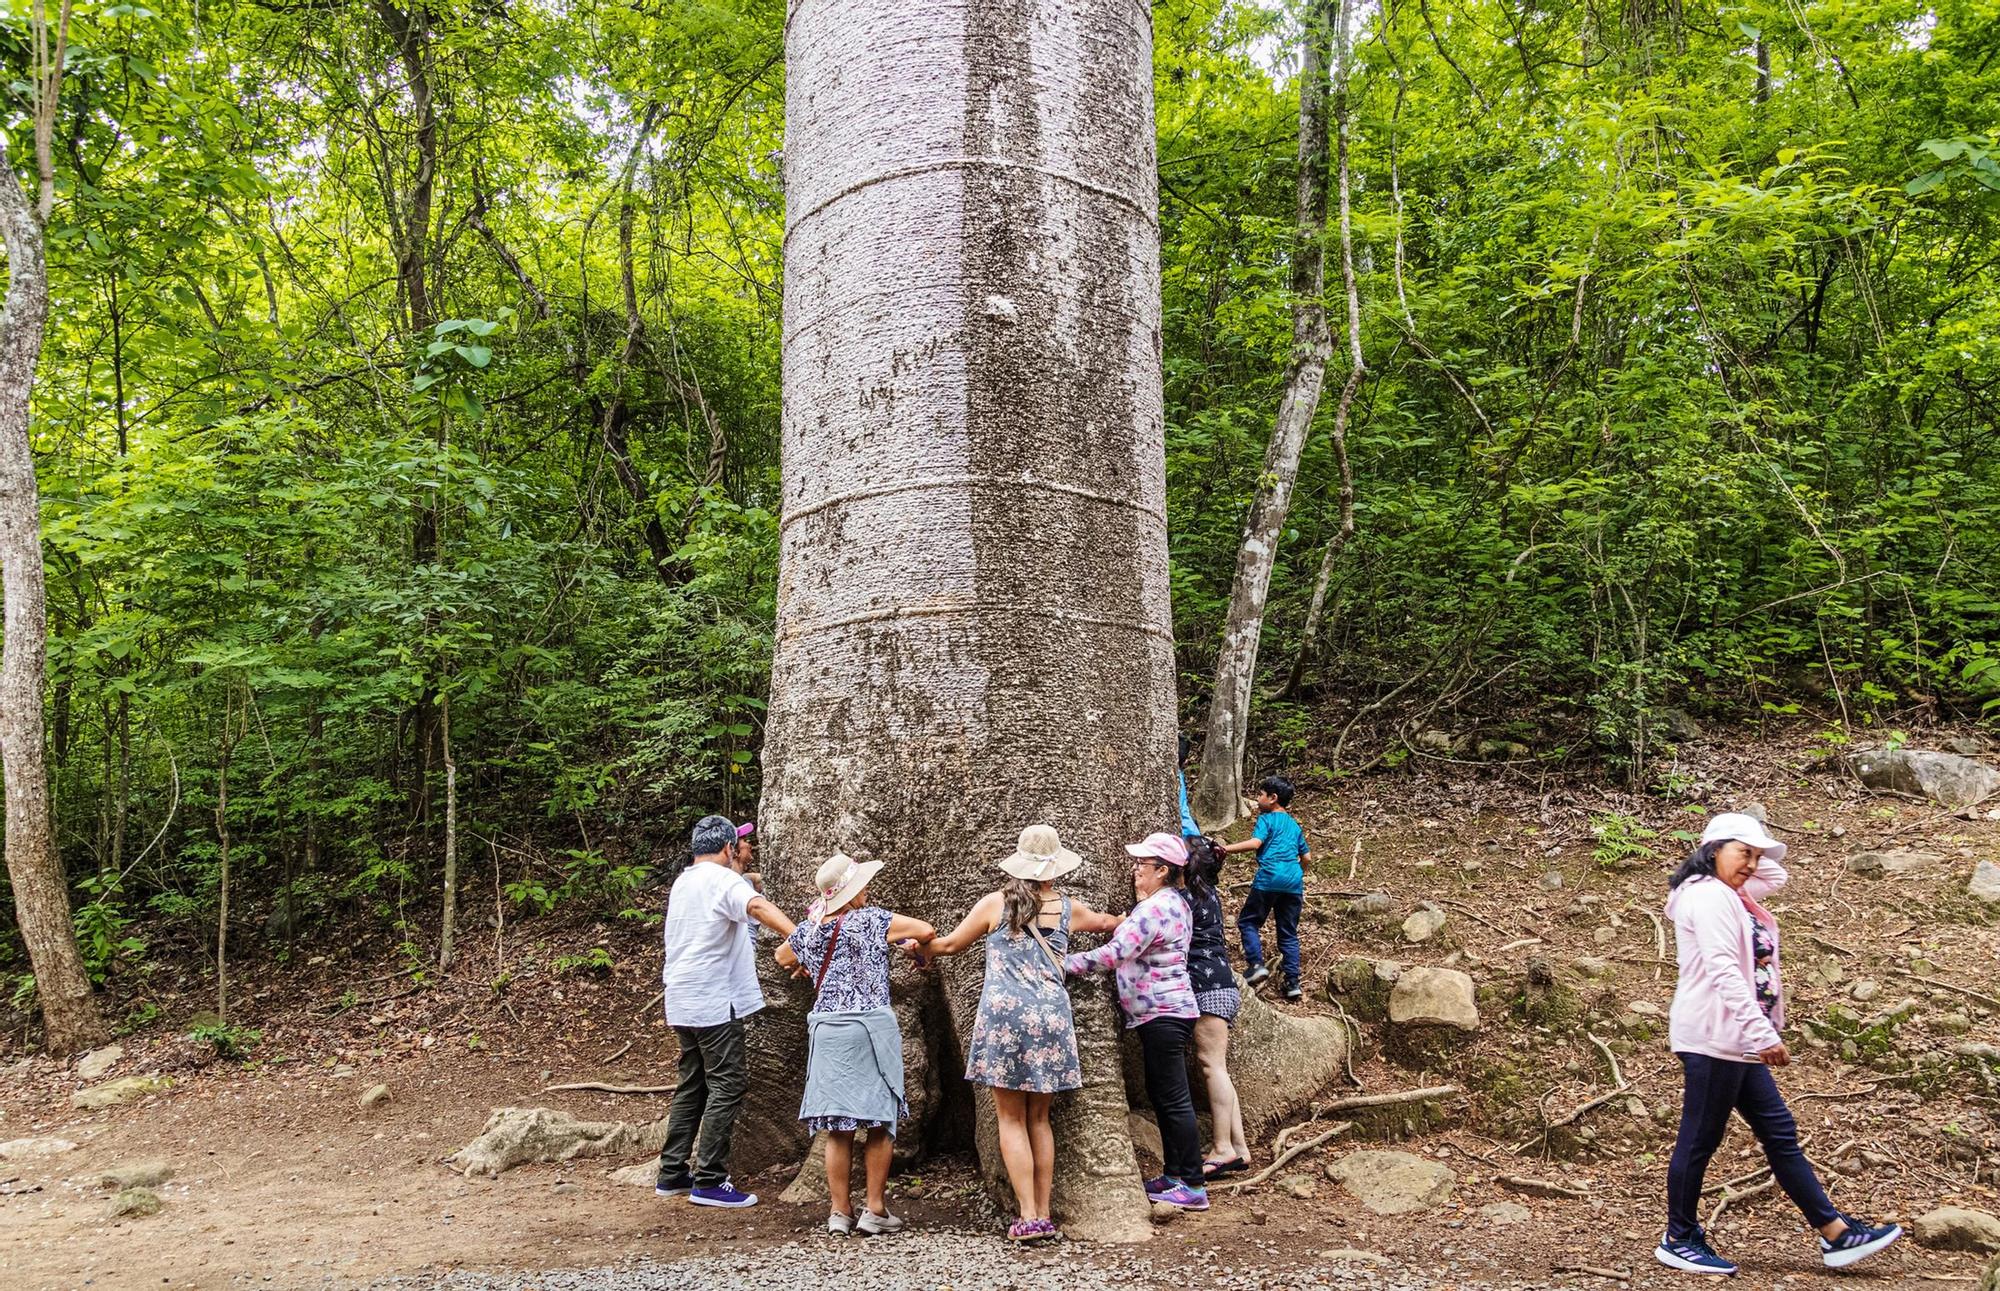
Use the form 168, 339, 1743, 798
1189, 0, 1336, 830
757, 0, 1173, 1242
0, 136, 107, 1054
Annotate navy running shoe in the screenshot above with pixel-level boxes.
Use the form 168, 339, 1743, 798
1655, 1234, 1737, 1276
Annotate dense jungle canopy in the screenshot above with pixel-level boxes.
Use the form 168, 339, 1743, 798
0, 0, 1996, 1012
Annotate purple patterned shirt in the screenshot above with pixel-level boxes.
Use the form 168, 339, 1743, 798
1064, 888, 1198, 1028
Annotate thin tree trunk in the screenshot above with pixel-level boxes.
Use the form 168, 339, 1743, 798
1287, 0, 1368, 694
1190, 0, 1337, 830
761, 0, 1171, 1241
437, 691, 457, 971
215, 691, 237, 1026
0, 125, 104, 1054
600, 186, 678, 579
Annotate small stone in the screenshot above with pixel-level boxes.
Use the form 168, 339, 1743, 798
1572, 956, 1612, 978
1348, 892, 1395, 917
72, 1075, 172, 1110
1913, 1206, 2000, 1253
1275, 1174, 1318, 1200
105, 1187, 162, 1219
98, 1160, 174, 1189
1248, 1209, 1268, 1225
553, 1182, 579, 1195
76, 1044, 124, 1081
1479, 1202, 1531, 1225
1970, 861, 2000, 905
0, 1136, 77, 1160
1625, 1000, 1662, 1016
1849, 979, 1880, 1002
1592, 926, 1617, 946
1737, 801, 1768, 823
1320, 1249, 1388, 1264
359, 1083, 391, 1108
1935, 1012, 1974, 1036
1149, 1201, 1180, 1225
1625, 1096, 1649, 1119
606, 1162, 655, 1187
1402, 907, 1448, 943
1539, 871, 1564, 891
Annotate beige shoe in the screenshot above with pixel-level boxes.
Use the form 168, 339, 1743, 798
827, 1211, 855, 1236
857, 1209, 905, 1235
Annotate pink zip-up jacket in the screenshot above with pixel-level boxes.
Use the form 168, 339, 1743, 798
1665, 857, 1788, 1061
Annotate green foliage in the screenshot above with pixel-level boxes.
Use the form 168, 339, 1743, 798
1590, 813, 1659, 869
187, 1020, 263, 1060
550, 946, 614, 978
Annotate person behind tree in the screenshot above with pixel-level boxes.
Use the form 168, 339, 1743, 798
1221, 774, 1310, 1001
773, 851, 936, 1236
1064, 831, 1207, 1211
1177, 733, 1201, 838
918, 825, 1120, 1243
655, 815, 797, 1208
1654, 812, 1901, 1275
1182, 834, 1250, 1178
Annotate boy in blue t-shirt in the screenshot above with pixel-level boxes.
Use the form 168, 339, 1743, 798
1221, 775, 1309, 1000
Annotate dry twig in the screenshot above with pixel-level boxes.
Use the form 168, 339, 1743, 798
1704, 1174, 1775, 1228
543, 1081, 677, 1095
1886, 968, 2000, 1012
1498, 1174, 1592, 1198
1552, 1265, 1631, 1281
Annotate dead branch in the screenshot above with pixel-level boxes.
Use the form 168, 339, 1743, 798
1316, 1084, 1459, 1114
1700, 1164, 1771, 1196
1552, 1265, 1631, 1282
543, 1081, 677, 1095
1643, 908, 1667, 981
1498, 1174, 1593, 1198
1585, 1031, 1623, 1088
1886, 969, 2000, 1012
1221, 1122, 1353, 1192
1704, 1174, 1775, 1228
601, 1039, 633, 1065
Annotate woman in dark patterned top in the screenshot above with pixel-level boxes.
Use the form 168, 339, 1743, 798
776, 852, 934, 1237
1183, 835, 1249, 1177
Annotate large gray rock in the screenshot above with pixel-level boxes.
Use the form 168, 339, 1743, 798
97, 1160, 174, 1189
71, 1075, 171, 1110
1401, 906, 1448, 943
1388, 967, 1479, 1032
1845, 849, 1946, 878
606, 1161, 656, 1188
1657, 709, 1704, 742
0, 1136, 76, 1160
448, 1107, 669, 1178
1970, 861, 2000, 905
1914, 1206, 2000, 1253
76, 1044, 124, 1081
1325, 1149, 1457, 1214
104, 1187, 162, 1220
1852, 748, 2000, 810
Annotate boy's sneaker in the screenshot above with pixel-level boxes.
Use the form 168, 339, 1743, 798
826, 1211, 855, 1235
654, 1171, 692, 1197
1820, 1215, 1901, 1268
1655, 1234, 1737, 1275
1282, 981, 1303, 1001
689, 1180, 759, 1208
857, 1209, 905, 1235
1153, 1182, 1210, 1211
1243, 965, 1270, 988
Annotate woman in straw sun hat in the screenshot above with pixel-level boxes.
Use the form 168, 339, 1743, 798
918, 824, 1120, 1244
774, 851, 935, 1237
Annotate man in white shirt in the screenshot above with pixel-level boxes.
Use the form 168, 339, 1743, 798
655, 815, 795, 1207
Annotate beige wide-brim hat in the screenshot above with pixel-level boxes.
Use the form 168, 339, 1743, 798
811, 850, 884, 923
997, 824, 1083, 882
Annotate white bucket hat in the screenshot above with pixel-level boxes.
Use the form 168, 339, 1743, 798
1699, 812, 1786, 862
997, 824, 1083, 882
807, 850, 884, 924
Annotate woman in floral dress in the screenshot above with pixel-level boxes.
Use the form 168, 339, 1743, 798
921, 825, 1118, 1243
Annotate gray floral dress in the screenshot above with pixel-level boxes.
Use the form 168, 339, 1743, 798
788, 905, 907, 1132
964, 898, 1082, 1093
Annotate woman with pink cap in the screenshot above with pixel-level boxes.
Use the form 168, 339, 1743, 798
1064, 831, 1206, 1211
1655, 812, 1900, 1276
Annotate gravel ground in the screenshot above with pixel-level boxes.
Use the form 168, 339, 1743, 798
373, 1228, 1537, 1291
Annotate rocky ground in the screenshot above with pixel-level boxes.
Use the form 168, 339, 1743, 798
3, 725, 1999, 1290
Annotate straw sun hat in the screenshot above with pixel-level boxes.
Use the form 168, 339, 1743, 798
996, 824, 1083, 882
809, 850, 884, 923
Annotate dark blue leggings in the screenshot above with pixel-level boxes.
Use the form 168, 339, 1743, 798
1666, 1052, 1839, 1241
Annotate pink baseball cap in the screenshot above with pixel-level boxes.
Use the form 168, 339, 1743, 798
1124, 832, 1189, 866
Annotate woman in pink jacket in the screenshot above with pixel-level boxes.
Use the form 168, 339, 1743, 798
1656, 813, 1901, 1276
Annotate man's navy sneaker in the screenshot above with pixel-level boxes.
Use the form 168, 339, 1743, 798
1821, 1215, 1901, 1268
654, 1171, 692, 1197
689, 1180, 759, 1208
1655, 1234, 1737, 1276
1243, 965, 1270, 987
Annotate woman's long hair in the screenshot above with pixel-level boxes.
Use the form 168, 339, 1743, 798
1002, 876, 1043, 934
1669, 841, 1723, 889
1184, 835, 1224, 903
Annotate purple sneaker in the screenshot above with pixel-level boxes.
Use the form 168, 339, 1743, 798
689, 1180, 759, 1208
1142, 1175, 1173, 1195
1153, 1182, 1209, 1210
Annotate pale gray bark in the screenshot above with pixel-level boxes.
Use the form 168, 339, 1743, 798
1190, 0, 1335, 830
759, 0, 1171, 1242
0, 133, 105, 1054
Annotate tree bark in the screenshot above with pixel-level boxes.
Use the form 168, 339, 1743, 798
0, 133, 106, 1054
761, 0, 1171, 1242
1190, 0, 1336, 830
437, 691, 457, 970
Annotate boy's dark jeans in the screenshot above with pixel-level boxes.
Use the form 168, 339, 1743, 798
658, 1017, 748, 1187
1665, 1052, 1838, 1241
1135, 1015, 1203, 1187
1238, 888, 1303, 986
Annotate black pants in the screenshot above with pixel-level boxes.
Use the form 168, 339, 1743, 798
1136, 1016, 1202, 1187
658, 1017, 747, 1187
1238, 888, 1302, 986
1665, 1052, 1838, 1241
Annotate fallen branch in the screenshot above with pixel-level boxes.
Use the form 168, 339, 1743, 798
1220, 1122, 1353, 1192
1886, 969, 2000, 1012
1552, 1265, 1631, 1282
634, 989, 664, 1021
1704, 1174, 1775, 1228
543, 1081, 677, 1095
601, 1039, 633, 1065
1585, 1031, 1623, 1089
1315, 1084, 1459, 1114
1498, 1173, 1593, 1198
1793, 1083, 1882, 1102
1514, 1080, 1631, 1154
1700, 1165, 1771, 1196
1643, 909, 1667, 981
1496, 937, 1543, 953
